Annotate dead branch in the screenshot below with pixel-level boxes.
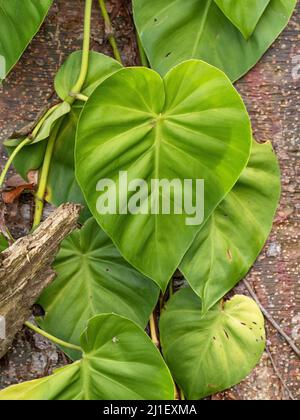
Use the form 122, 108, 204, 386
0, 203, 82, 359
266, 347, 295, 401
243, 279, 300, 359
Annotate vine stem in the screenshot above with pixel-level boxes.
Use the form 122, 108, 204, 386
98, 0, 122, 63
0, 138, 31, 187
32, 0, 93, 228
69, 92, 89, 102
32, 122, 61, 228
24, 321, 82, 353
149, 313, 160, 348
67, 0, 93, 100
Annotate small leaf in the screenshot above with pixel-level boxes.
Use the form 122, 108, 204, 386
160, 288, 266, 400
4, 102, 70, 146
75, 60, 252, 290
0, 0, 53, 78
54, 50, 122, 100
3, 138, 24, 147
180, 140, 281, 314
0, 314, 175, 400
214, 0, 271, 39
6, 141, 47, 181
38, 218, 159, 360
32, 102, 71, 144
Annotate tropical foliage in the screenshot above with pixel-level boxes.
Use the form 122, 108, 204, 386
0, 0, 292, 400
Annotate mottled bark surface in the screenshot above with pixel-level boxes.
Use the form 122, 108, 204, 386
0, 0, 299, 399
0, 203, 81, 359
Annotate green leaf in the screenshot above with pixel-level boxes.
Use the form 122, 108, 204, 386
160, 288, 266, 400
180, 140, 281, 314
37, 218, 160, 360
0, 234, 8, 252
6, 140, 47, 181
54, 50, 122, 100
45, 105, 92, 221
32, 102, 71, 144
3, 138, 25, 147
75, 60, 252, 290
5, 102, 71, 147
5, 52, 122, 219
0, 314, 175, 400
214, 0, 270, 39
0, 0, 53, 78
133, 0, 296, 81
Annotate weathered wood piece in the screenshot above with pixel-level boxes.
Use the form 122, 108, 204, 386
0, 203, 81, 359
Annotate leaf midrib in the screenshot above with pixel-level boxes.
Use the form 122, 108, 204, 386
192, 0, 213, 57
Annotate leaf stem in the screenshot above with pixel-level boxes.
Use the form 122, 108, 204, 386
98, 0, 122, 63
137, 34, 149, 67
0, 138, 31, 188
149, 312, 160, 348
67, 0, 93, 101
32, 122, 61, 229
69, 92, 89, 102
24, 321, 82, 353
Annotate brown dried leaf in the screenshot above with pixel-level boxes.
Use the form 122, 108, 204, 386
2, 184, 35, 204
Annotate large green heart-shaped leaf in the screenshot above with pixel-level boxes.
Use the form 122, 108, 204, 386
180, 140, 281, 314
75, 60, 252, 290
160, 288, 266, 400
0, 314, 175, 400
5, 52, 122, 220
214, 0, 270, 39
0, 0, 53, 79
37, 218, 159, 360
133, 0, 296, 81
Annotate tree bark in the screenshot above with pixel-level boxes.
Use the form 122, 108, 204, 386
0, 203, 81, 358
